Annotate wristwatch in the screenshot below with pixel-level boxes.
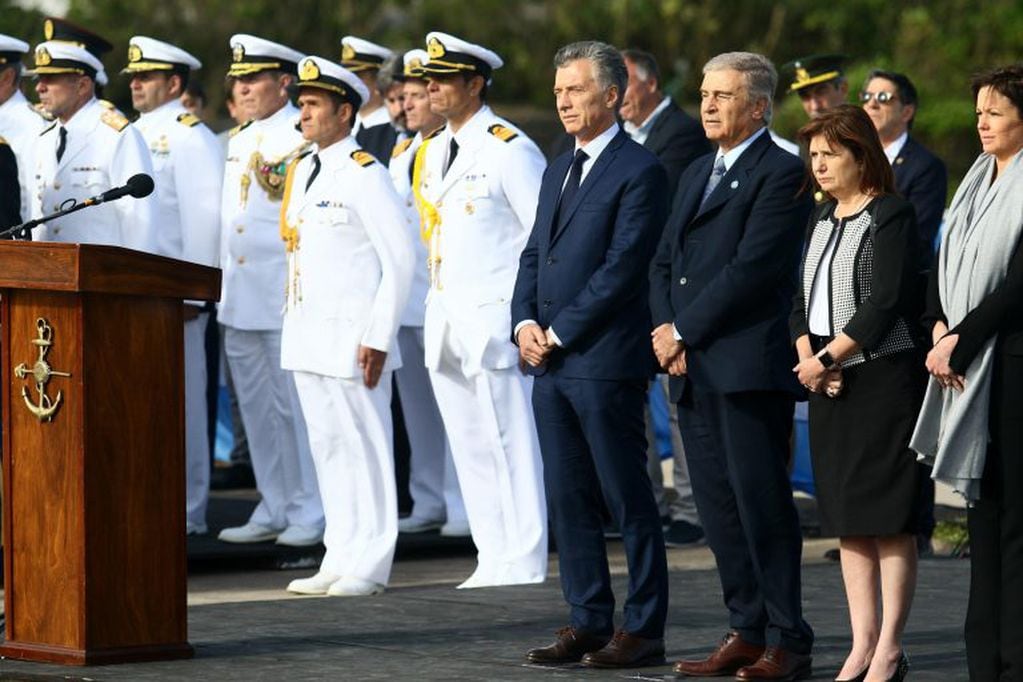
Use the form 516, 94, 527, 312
816, 349, 838, 370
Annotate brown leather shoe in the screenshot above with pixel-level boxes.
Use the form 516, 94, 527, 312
673, 630, 765, 676
525, 626, 609, 665
580, 629, 666, 668
735, 646, 812, 680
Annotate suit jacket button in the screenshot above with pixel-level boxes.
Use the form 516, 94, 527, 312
679, 277, 688, 285
543, 299, 552, 307
546, 257, 555, 265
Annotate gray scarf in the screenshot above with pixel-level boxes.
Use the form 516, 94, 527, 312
910, 150, 1023, 502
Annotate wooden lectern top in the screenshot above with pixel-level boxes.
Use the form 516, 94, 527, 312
0, 241, 221, 302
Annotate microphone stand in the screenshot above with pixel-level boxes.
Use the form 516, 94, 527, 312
1, 196, 111, 241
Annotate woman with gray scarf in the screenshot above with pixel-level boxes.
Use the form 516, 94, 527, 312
910, 65, 1023, 681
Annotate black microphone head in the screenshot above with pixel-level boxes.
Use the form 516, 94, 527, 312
126, 173, 155, 198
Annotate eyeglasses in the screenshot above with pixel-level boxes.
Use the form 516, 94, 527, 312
860, 91, 897, 104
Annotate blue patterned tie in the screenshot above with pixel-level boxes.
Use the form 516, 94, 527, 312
699, 156, 726, 209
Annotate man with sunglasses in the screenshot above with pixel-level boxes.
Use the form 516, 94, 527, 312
861, 69, 947, 265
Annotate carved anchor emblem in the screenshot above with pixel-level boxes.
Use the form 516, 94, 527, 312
13, 318, 72, 422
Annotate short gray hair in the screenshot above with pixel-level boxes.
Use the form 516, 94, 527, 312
703, 51, 778, 124
554, 41, 627, 109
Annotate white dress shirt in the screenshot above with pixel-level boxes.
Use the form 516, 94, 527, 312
623, 96, 671, 146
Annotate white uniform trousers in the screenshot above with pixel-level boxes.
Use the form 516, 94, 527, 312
428, 322, 547, 586
185, 313, 211, 528
223, 327, 324, 530
395, 326, 467, 525
294, 371, 397, 586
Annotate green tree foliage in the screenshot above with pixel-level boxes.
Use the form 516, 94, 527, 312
6, 0, 1023, 184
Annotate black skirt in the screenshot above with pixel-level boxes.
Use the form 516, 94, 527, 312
808, 350, 927, 537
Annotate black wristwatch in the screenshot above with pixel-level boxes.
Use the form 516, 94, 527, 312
816, 349, 838, 370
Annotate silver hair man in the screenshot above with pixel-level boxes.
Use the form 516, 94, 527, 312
703, 51, 777, 124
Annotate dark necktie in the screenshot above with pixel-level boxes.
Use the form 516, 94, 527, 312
305, 154, 321, 192
699, 156, 726, 209
443, 138, 459, 177
555, 148, 588, 225
56, 127, 68, 163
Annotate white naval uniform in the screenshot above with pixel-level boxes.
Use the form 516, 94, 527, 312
135, 99, 223, 531
418, 106, 548, 587
389, 133, 467, 528
281, 136, 413, 585
220, 102, 323, 532
31, 98, 157, 252
0, 90, 48, 222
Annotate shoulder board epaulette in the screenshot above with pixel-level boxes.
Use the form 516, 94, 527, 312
40, 122, 57, 136
31, 102, 55, 122
101, 109, 130, 132
177, 112, 201, 128
487, 123, 518, 143
391, 137, 413, 159
99, 99, 116, 110
230, 120, 254, 137
0, 136, 7, 145
350, 149, 377, 167
424, 125, 445, 141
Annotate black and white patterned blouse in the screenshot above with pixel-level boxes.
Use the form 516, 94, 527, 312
798, 197, 919, 368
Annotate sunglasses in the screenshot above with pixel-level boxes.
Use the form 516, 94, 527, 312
860, 91, 898, 104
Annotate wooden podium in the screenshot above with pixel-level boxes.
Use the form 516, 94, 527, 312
0, 242, 220, 665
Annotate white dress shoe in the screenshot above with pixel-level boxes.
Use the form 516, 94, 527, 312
326, 576, 385, 597
398, 516, 444, 533
439, 520, 471, 537
186, 522, 208, 536
275, 524, 324, 547
217, 522, 283, 543
287, 571, 341, 595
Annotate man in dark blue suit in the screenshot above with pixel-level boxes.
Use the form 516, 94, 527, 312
512, 41, 669, 669
650, 52, 815, 680
862, 69, 947, 268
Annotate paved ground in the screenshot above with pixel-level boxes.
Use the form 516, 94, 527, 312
0, 537, 970, 681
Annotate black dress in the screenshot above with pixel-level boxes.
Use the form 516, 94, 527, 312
791, 195, 926, 537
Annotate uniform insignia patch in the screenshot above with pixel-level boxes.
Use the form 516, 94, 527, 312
176, 112, 201, 127
230, 120, 254, 137
100, 109, 130, 132
350, 149, 376, 167
0, 136, 7, 145
391, 138, 413, 159
487, 124, 518, 142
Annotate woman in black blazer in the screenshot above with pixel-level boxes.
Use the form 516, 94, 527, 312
791, 105, 925, 682
912, 65, 1023, 682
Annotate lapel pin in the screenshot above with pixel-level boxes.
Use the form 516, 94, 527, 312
730, 180, 739, 189
895, 157, 905, 165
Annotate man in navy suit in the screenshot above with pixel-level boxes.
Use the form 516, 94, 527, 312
513, 41, 669, 669
650, 52, 814, 680
861, 69, 947, 266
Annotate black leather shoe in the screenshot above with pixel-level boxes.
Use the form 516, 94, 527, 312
526, 626, 609, 665
580, 629, 665, 668
664, 519, 705, 547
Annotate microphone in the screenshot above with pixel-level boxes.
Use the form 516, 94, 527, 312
0, 173, 155, 240
87, 173, 155, 205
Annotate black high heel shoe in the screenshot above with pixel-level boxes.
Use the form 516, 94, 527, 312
886, 652, 909, 682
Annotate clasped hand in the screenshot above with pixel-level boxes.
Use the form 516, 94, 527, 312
651, 323, 687, 375
926, 333, 965, 392
517, 323, 553, 367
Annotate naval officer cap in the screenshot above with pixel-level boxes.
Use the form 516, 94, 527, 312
122, 36, 202, 74
28, 40, 103, 80
421, 32, 502, 81
228, 34, 302, 77
402, 49, 429, 80
297, 55, 368, 110
784, 53, 848, 93
340, 36, 393, 73
43, 17, 113, 58
0, 34, 29, 68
